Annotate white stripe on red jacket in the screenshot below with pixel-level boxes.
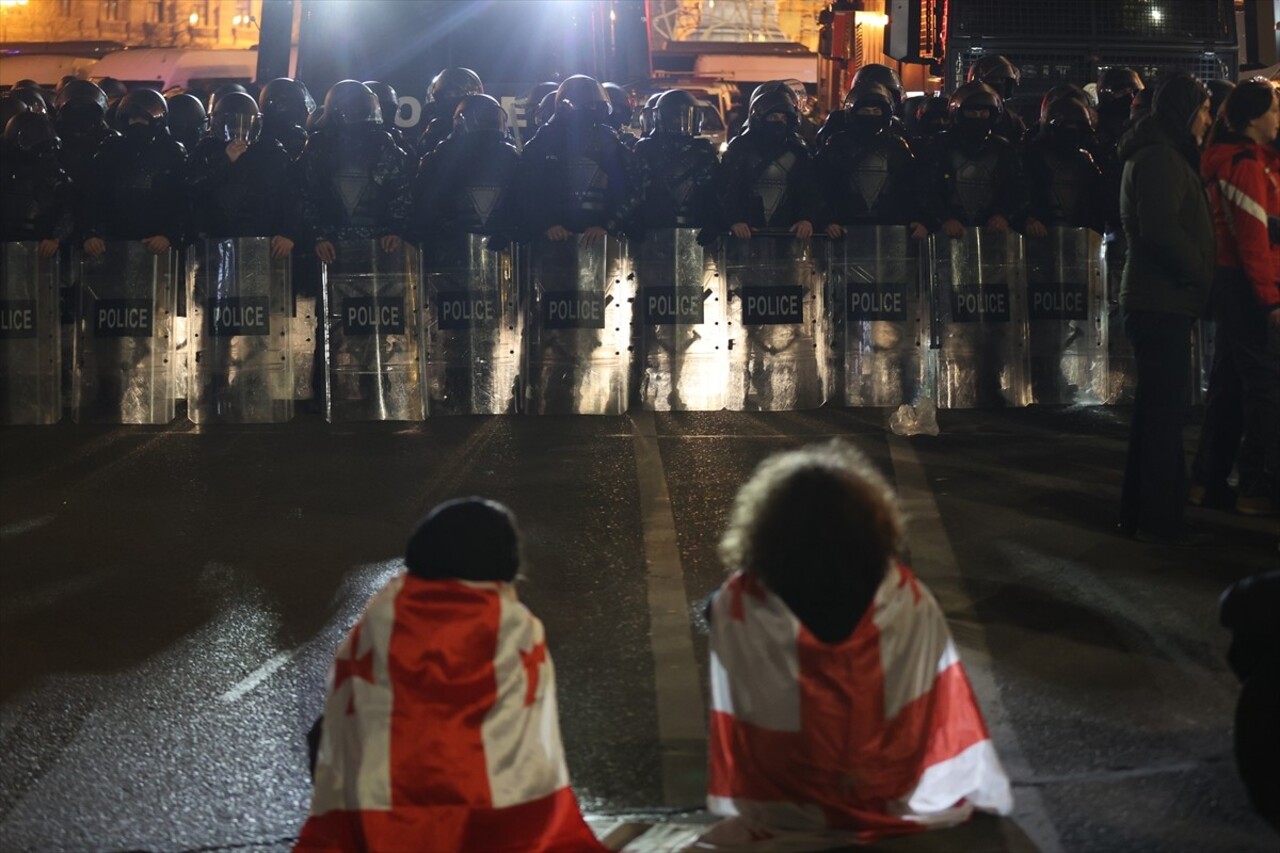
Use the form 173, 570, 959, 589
706, 565, 1012, 844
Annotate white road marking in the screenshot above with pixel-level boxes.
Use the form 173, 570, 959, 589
0, 515, 56, 538
888, 434, 1064, 853
630, 411, 709, 808
219, 650, 298, 703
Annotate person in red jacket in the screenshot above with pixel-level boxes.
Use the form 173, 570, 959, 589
1192, 78, 1280, 517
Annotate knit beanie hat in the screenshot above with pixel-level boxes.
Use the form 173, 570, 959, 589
404, 497, 520, 582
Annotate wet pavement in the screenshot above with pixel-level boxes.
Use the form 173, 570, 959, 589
0, 407, 1276, 852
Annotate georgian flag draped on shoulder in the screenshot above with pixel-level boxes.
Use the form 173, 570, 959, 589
296, 575, 604, 853
705, 564, 1013, 846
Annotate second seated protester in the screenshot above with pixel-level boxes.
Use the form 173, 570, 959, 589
295, 498, 605, 853
698, 442, 1012, 850
1191, 78, 1280, 517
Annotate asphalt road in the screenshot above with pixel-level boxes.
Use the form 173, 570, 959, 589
0, 407, 1276, 852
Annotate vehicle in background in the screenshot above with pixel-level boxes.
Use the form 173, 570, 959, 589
90, 48, 258, 95
0, 53, 100, 91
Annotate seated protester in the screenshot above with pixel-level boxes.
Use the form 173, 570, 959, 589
298, 80, 412, 266
514, 75, 640, 245
815, 80, 927, 239
717, 89, 820, 240
82, 88, 187, 258
413, 94, 521, 258
297, 498, 605, 853
699, 442, 1012, 849
1022, 96, 1105, 236
0, 113, 73, 257
186, 92, 299, 257
631, 89, 720, 232
1220, 570, 1280, 833
919, 82, 1023, 239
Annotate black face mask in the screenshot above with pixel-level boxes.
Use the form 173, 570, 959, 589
851, 113, 890, 138
1051, 123, 1090, 150
956, 118, 992, 142
1099, 94, 1133, 124
124, 123, 160, 143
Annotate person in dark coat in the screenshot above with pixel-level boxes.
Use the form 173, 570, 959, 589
0, 113, 74, 255
82, 88, 187, 258
186, 91, 299, 255
716, 89, 819, 240
299, 80, 412, 265
1116, 72, 1215, 545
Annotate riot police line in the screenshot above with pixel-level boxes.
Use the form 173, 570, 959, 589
1, 222, 1148, 423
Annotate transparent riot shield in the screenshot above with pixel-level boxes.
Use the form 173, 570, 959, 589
186, 238, 294, 424
0, 243, 61, 424
824, 227, 928, 408
523, 236, 635, 415
322, 240, 426, 422
722, 234, 825, 411
633, 229, 727, 411
929, 229, 1031, 409
422, 234, 521, 415
1024, 227, 1109, 405
74, 242, 177, 424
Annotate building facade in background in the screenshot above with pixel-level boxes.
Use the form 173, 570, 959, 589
0, 0, 262, 49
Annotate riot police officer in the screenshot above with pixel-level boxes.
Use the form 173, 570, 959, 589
637, 91, 663, 137
816, 81, 925, 238
414, 94, 520, 252
909, 95, 951, 145
258, 77, 314, 160
515, 75, 639, 243
1096, 66, 1145, 147
716, 89, 819, 240
416, 67, 484, 157
300, 80, 412, 264
0, 113, 73, 256
166, 93, 208, 153
919, 82, 1022, 238
186, 91, 299, 256
82, 88, 187, 257
53, 81, 116, 191
363, 80, 412, 155
602, 82, 639, 148
1022, 96, 1105, 236
632, 89, 720, 231
817, 63, 907, 148
967, 55, 1027, 143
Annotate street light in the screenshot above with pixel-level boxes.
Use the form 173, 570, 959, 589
189, 12, 199, 26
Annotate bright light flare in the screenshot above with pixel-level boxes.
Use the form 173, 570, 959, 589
189, 12, 199, 25
855, 11, 889, 27
1150, 8, 1163, 23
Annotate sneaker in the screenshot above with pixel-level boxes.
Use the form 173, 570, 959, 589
1236, 494, 1280, 517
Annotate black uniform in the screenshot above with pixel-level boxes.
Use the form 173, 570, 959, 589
632, 132, 718, 230
300, 123, 412, 244
920, 84, 1022, 230
84, 123, 187, 245
1022, 110, 1105, 233
717, 93, 821, 232
816, 86, 921, 227
0, 117, 74, 245
187, 136, 300, 241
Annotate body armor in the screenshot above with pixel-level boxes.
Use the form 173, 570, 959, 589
84, 127, 187, 242
632, 133, 719, 229
717, 127, 818, 229
817, 121, 919, 225
1023, 132, 1104, 231
415, 130, 520, 238
300, 125, 412, 242
515, 116, 638, 236
187, 136, 300, 239
0, 137, 74, 243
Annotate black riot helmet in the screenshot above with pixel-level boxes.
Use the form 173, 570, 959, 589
1098, 66, 1144, 104
0, 94, 31, 132
555, 75, 610, 117
320, 80, 381, 128
259, 77, 315, 127
750, 79, 803, 114
54, 80, 108, 131
638, 91, 663, 135
654, 89, 701, 136
116, 88, 169, 129
844, 81, 895, 136
534, 90, 559, 128
10, 87, 48, 114
363, 80, 401, 128
426, 67, 483, 104
1044, 96, 1096, 140
3, 111, 59, 154
967, 54, 1021, 100
453, 93, 507, 135
166, 93, 208, 146
850, 64, 904, 111
914, 94, 951, 137
1038, 84, 1090, 126
207, 82, 248, 113
949, 81, 1003, 137
748, 88, 799, 130
98, 77, 129, 106
211, 91, 261, 143
602, 82, 634, 129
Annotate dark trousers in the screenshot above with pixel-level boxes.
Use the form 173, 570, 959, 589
1191, 269, 1280, 500
1121, 310, 1194, 537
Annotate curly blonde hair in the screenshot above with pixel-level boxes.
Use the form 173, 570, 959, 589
719, 441, 905, 641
